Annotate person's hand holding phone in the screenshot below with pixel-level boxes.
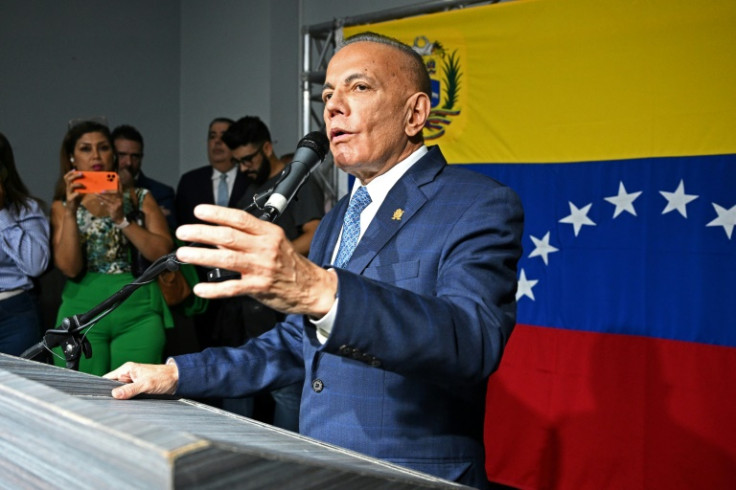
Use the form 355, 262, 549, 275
64, 171, 124, 223
87, 172, 125, 224
63, 170, 85, 212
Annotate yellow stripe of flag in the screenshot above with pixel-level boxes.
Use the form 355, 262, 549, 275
344, 0, 736, 164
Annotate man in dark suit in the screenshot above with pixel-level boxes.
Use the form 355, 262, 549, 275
173, 117, 250, 351
106, 32, 524, 489
174, 117, 249, 226
112, 125, 177, 229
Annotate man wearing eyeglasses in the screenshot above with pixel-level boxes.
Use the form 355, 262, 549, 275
226, 116, 323, 257
174, 118, 250, 228
111, 124, 177, 230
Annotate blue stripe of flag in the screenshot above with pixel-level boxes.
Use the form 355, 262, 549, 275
458, 153, 736, 347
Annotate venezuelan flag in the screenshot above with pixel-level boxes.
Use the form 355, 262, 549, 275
345, 1, 736, 488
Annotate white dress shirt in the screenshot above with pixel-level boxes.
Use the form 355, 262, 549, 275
313, 146, 429, 342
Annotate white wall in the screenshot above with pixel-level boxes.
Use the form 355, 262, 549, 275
178, 0, 302, 171
180, 0, 266, 172
1, 0, 445, 203
0, 0, 180, 204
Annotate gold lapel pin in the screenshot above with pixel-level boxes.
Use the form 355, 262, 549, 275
392, 208, 404, 221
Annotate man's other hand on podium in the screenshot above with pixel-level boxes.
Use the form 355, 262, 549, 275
104, 359, 179, 399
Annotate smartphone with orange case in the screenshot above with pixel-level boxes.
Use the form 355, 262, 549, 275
77, 171, 119, 193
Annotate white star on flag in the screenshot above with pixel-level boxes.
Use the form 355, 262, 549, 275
660, 179, 698, 218
559, 201, 596, 236
516, 269, 538, 301
706, 202, 736, 239
529, 231, 559, 265
605, 181, 642, 218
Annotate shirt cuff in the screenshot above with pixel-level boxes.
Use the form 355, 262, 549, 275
310, 297, 338, 344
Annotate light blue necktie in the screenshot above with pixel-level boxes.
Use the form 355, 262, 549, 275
216, 172, 229, 207
333, 186, 372, 268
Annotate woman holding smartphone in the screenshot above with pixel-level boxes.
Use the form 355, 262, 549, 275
50, 120, 173, 375
0, 132, 50, 356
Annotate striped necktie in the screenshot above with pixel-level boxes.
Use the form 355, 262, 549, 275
216, 172, 229, 207
333, 186, 372, 268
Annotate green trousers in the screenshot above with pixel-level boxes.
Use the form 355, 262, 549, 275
53, 271, 173, 376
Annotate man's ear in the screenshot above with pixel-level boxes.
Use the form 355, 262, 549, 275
263, 140, 274, 158
404, 92, 431, 138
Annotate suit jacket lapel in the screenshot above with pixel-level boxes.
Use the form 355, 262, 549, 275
312, 147, 447, 272
201, 167, 215, 204
347, 147, 445, 273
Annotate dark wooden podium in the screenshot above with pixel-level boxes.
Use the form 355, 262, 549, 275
0, 354, 466, 489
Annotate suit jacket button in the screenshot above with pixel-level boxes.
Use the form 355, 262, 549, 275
370, 357, 382, 368
312, 379, 324, 393
339, 345, 351, 355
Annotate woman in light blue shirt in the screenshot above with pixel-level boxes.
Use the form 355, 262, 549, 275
0, 132, 50, 356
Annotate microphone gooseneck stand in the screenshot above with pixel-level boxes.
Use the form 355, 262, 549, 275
20, 253, 185, 370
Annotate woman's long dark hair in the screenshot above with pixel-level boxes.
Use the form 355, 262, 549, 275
0, 131, 34, 213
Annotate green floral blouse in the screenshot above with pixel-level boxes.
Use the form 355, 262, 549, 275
71, 188, 148, 274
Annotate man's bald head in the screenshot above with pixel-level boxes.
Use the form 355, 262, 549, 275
338, 32, 431, 99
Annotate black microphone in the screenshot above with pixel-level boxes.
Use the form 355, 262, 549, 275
206, 131, 329, 283
259, 131, 329, 221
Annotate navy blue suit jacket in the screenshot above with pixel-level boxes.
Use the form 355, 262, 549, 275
175, 165, 249, 226
136, 171, 177, 230
174, 147, 524, 488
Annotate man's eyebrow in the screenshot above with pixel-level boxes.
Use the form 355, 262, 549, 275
323, 73, 373, 91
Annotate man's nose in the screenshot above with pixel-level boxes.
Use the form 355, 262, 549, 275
324, 91, 345, 116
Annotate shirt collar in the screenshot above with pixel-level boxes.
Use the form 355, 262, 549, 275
211, 166, 238, 181
351, 145, 428, 205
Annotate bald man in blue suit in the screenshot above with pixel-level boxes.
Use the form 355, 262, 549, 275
106, 32, 523, 489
